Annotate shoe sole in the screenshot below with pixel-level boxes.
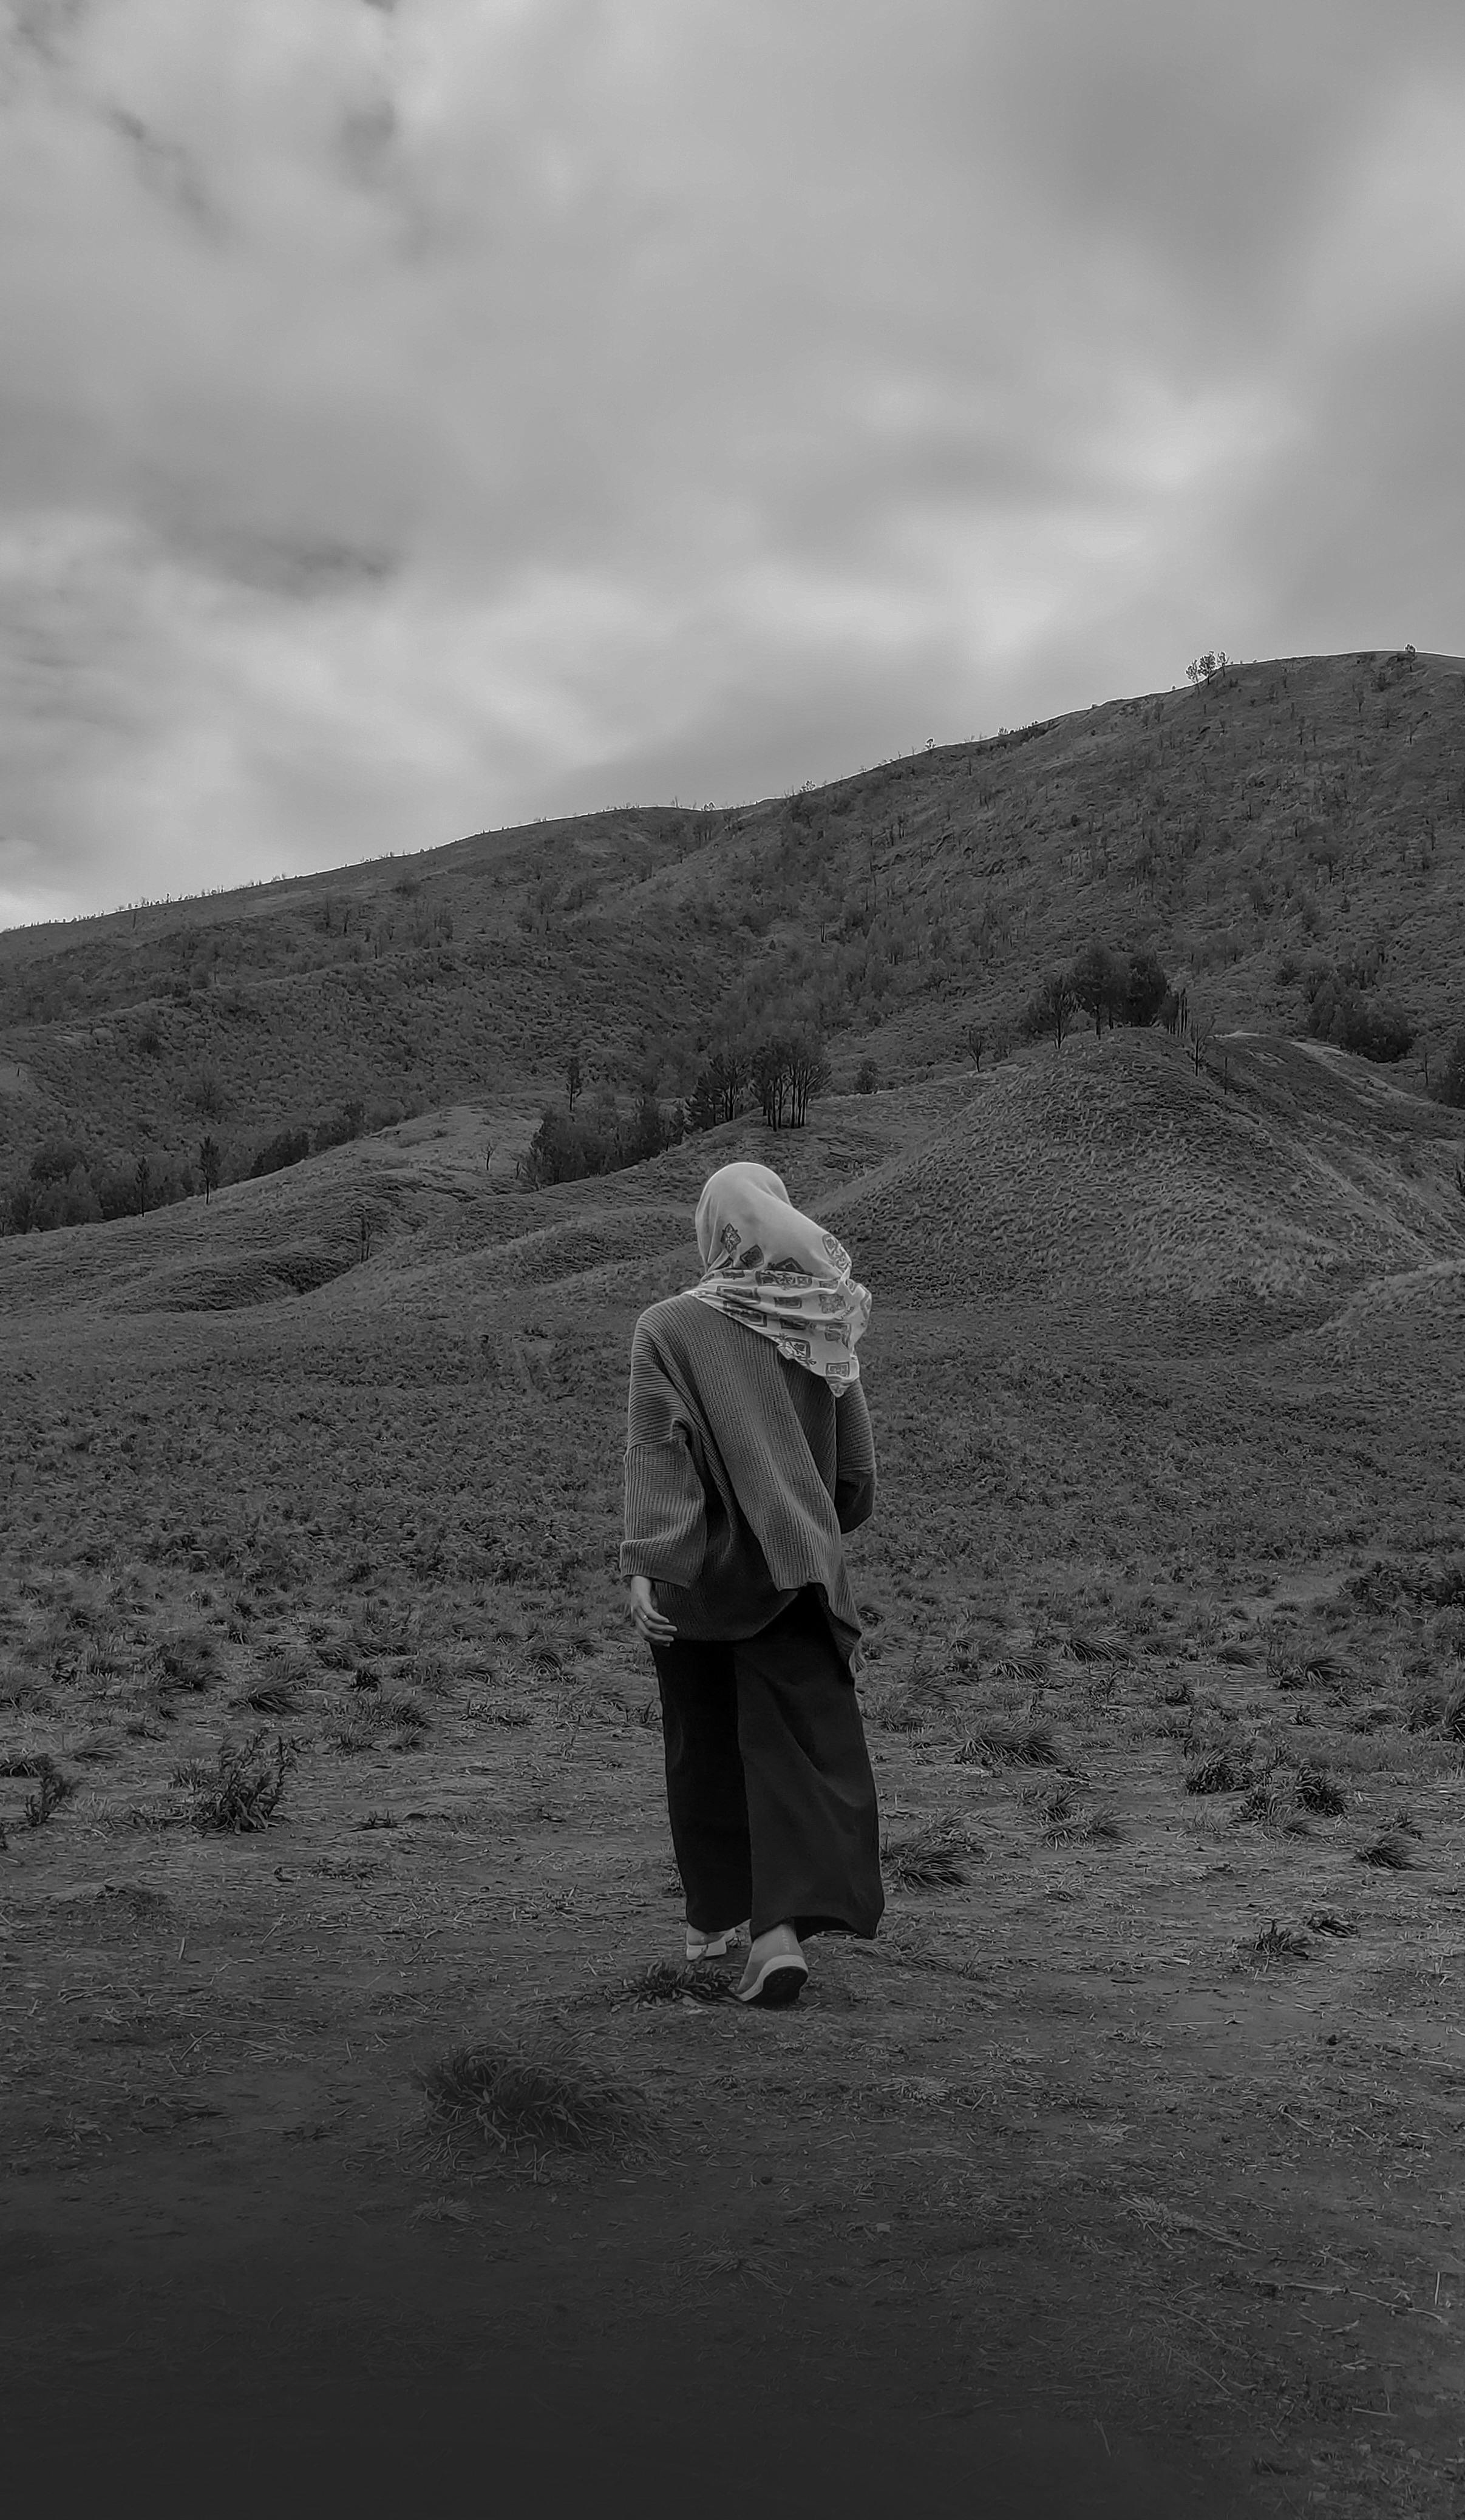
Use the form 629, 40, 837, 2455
736, 1957, 808, 2008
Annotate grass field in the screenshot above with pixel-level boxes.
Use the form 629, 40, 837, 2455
3, 1026, 1464, 2515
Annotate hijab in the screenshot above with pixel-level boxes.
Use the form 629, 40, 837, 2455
689, 1161, 872, 1392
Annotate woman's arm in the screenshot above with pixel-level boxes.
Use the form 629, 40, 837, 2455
620, 1319, 709, 1593
834, 1379, 877, 1532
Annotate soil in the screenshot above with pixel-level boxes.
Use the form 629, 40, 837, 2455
4, 1053, 1464, 2519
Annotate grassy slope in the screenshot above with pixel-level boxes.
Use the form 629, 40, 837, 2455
1, 645, 1462, 1183
4, 1031, 1465, 2511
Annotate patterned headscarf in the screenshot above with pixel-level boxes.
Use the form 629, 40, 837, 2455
690, 1161, 872, 1392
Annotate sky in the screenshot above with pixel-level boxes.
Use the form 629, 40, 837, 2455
2, 0, 1464, 930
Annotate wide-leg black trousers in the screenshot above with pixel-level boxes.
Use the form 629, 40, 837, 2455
650, 1588, 883, 1943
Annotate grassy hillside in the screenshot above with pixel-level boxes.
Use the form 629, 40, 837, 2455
2, 646, 1462, 1197
5, 1000, 1465, 2512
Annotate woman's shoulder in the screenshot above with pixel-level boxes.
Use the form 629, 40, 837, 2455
633, 1291, 708, 1346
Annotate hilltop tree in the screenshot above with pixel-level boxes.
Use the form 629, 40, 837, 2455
135, 1154, 151, 1218
1186, 650, 1229, 688
566, 1048, 583, 1115
199, 1137, 221, 1204
1123, 949, 1171, 1028
1069, 944, 1122, 1035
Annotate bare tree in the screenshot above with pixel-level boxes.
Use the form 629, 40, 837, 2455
199, 1137, 221, 1204
135, 1154, 150, 1218
963, 1019, 985, 1069
1031, 972, 1075, 1052
1188, 1009, 1215, 1076
566, 1048, 583, 1115
787, 1034, 832, 1126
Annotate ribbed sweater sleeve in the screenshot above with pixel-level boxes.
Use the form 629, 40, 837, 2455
834, 1382, 877, 1533
620, 1318, 707, 1586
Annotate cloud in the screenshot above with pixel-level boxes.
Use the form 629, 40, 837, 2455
1, 0, 1463, 925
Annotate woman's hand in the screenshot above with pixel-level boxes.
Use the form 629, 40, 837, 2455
628, 1575, 678, 1645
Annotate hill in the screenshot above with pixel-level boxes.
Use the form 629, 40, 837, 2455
1, 645, 1462, 1207
5, 983, 1465, 2516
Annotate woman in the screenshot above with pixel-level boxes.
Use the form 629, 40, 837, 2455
620, 1160, 883, 2008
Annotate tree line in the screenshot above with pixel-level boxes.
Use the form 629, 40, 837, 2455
1, 1099, 395, 1236
1018, 944, 1173, 1049
516, 1031, 834, 1188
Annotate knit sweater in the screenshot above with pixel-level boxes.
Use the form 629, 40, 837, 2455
620, 1292, 877, 1663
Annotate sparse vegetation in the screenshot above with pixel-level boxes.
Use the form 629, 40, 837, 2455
414, 2040, 650, 2157
2, 690, 1464, 2509
182, 1731, 297, 1832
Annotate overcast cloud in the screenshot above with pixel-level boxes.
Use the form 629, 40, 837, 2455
2, 0, 1463, 927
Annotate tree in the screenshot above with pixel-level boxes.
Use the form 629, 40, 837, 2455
787, 1034, 832, 1126
855, 1058, 879, 1095
566, 1048, 583, 1115
1436, 1028, 1465, 1109
1068, 944, 1121, 1035
199, 1137, 221, 1204
1123, 948, 1171, 1028
1185, 650, 1229, 688
752, 1038, 793, 1130
1025, 972, 1075, 1051
135, 1154, 151, 1218
29, 1135, 87, 1188
686, 1045, 750, 1127
962, 1020, 985, 1068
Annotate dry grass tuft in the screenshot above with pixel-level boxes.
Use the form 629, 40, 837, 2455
989, 1651, 1050, 1687
1252, 1920, 1311, 1960
956, 1718, 1061, 1768
415, 2039, 650, 2157
246, 1684, 297, 1716
1041, 1786, 1124, 1845
1293, 1763, 1347, 1815
1185, 1747, 1252, 1795
1302, 1653, 1355, 1691
1233, 1784, 1310, 1835
882, 1820, 976, 1887
1304, 1906, 1358, 1937
605, 1961, 733, 2007
155, 1632, 219, 1694
1358, 1831, 1421, 1870
1065, 1632, 1132, 1666
21, 1758, 73, 1829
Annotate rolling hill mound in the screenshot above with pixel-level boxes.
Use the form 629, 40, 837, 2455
5, 1023, 1460, 1361
835, 1029, 1465, 1340
2, 647, 1462, 1204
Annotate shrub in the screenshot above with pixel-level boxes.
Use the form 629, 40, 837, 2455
1303, 966, 1414, 1063
250, 1128, 311, 1179
185, 1731, 297, 1831
515, 1095, 683, 1188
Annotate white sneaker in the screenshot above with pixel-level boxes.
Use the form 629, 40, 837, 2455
685, 1920, 750, 1961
